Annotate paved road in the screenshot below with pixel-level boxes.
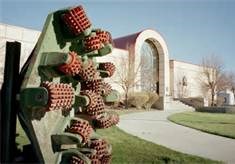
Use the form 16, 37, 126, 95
117, 109, 235, 164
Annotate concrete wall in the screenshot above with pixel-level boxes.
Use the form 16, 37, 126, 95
170, 60, 208, 100
0, 23, 40, 86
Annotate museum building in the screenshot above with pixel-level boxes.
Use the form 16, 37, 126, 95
0, 23, 211, 109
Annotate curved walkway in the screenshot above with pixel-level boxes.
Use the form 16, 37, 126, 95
117, 109, 235, 164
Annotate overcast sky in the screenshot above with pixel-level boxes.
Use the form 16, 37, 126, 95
1, 0, 235, 72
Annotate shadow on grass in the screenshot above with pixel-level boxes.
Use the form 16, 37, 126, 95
97, 126, 220, 164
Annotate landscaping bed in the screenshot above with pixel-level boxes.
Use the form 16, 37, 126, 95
196, 106, 235, 114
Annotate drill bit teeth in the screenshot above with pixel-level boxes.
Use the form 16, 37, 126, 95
89, 139, 109, 159
84, 35, 102, 52
81, 90, 105, 116
81, 79, 103, 94
98, 62, 115, 77
79, 60, 100, 81
85, 154, 100, 164
94, 113, 119, 129
62, 5, 91, 36
101, 82, 112, 96
58, 51, 82, 76
70, 155, 85, 164
41, 81, 75, 111
96, 30, 110, 44
66, 119, 93, 144
100, 153, 112, 164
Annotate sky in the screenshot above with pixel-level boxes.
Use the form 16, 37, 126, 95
0, 0, 235, 72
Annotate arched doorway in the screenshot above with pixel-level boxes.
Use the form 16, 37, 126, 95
140, 39, 159, 94
113, 29, 170, 109
134, 29, 170, 99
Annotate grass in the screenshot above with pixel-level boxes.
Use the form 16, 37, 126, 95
168, 111, 235, 139
97, 126, 219, 164
16, 119, 30, 150
16, 110, 220, 163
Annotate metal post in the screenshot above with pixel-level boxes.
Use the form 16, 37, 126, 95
1, 41, 21, 163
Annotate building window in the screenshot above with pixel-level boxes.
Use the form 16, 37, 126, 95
140, 40, 159, 92
182, 76, 187, 86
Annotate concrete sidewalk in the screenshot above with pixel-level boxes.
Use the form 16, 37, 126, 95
117, 109, 235, 164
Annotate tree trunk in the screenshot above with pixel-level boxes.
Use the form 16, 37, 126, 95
211, 90, 215, 106
124, 92, 128, 109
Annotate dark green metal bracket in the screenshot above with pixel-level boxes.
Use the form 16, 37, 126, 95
20, 87, 49, 109
40, 52, 70, 66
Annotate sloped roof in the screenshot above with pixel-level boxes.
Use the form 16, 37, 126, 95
113, 31, 141, 50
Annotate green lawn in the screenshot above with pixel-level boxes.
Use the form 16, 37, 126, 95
16, 119, 30, 150
97, 126, 219, 163
16, 110, 220, 163
168, 111, 235, 139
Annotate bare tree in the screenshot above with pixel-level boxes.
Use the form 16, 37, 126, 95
201, 55, 229, 106
113, 44, 153, 109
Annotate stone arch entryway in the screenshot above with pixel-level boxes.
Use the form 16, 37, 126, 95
134, 29, 170, 109
113, 29, 170, 109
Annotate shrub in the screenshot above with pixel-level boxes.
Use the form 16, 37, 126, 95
127, 92, 159, 110
196, 106, 235, 114
127, 92, 149, 109
144, 92, 159, 110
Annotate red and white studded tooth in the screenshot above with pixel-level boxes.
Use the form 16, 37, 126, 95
101, 82, 112, 96
94, 113, 119, 129
81, 90, 105, 116
98, 62, 115, 77
79, 60, 100, 81
62, 6, 91, 36
66, 119, 93, 144
89, 139, 109, 159
84, 35, 102, 51
81, 79, 103, 94
100, 153, 112, 164
70, 155, 85, 164
85, 154, 100, 164
96, 30, 110, 44
58, 51, 82, 76
41, 81, 75, 111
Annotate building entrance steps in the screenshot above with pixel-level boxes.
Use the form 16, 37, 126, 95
164, 96, 194, 110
